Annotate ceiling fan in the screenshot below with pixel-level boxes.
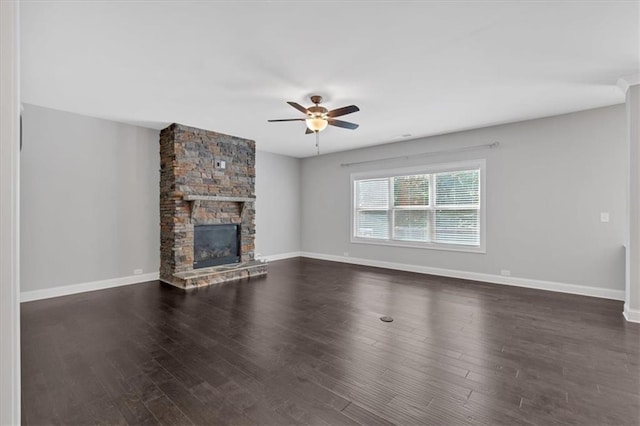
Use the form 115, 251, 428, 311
268, 95, 360, 135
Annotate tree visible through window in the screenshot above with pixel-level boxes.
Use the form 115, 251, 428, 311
353, 163, 483, 250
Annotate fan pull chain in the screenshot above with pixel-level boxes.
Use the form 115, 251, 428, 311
315, 131, 320, 155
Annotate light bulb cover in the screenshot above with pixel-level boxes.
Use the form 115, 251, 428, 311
305, 117, 328, 132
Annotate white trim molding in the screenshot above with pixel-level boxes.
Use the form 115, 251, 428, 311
300, 252, 625, 301
261, 251, 303, 262
617, 73, 640, 94
623, 304, 640, 323
21, 272, 159, 303
19, 251, 308, 302
0, 1, 21, 424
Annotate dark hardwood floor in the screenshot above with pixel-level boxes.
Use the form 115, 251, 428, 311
21, 258, 640, 425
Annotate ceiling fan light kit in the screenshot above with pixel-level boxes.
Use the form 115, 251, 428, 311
268, 95, 360, 154
306, 116, 328, 132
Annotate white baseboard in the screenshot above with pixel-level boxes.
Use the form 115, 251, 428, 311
261, 251, 303, 262
19, 253, 628, 307
299, 252, 625, 301
20, 272, 159, 303
623, 304, 640, 323
19, 251, 303, 303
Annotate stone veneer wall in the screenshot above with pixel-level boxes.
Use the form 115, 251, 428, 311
159, 123, 256, 287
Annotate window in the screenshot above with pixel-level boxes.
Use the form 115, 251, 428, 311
351, 160, 485, 252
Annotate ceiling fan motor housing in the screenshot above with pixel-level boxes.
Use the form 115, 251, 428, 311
307, 105, 328, 118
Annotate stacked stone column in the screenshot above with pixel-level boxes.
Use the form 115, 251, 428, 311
159, 123, 257, 287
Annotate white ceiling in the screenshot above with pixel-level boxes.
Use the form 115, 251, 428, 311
20, 1, 639, 158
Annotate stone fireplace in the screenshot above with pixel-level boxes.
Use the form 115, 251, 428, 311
159, 123, 267, 289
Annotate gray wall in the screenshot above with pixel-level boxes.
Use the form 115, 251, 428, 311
255, 150, 301, 257
21, 104, 160, 291
21, 105, 303, 292
301, 105, 627, 291
21, 103, 627, 293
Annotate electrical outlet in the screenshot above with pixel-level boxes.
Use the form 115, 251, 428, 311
600, 212, 610, 223
133, 269, 143, 275
501, 269, 511, 277
215, 160, 226, 169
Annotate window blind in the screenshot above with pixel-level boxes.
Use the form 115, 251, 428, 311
434, 170, 480, 246
355, 179, 389, 239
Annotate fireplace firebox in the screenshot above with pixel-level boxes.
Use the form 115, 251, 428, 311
193, 224, 241, 269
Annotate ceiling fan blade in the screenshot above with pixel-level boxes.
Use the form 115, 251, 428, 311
287, 102, 309, 114
305, 127, 314, 134
268, 118, 306, 122
327, 105, 359, 118
328, 118, 359, 130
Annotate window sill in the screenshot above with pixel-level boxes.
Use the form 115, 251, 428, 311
350, 237, 486, 254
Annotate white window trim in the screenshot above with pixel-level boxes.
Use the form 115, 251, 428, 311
350, 159, 486, 253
